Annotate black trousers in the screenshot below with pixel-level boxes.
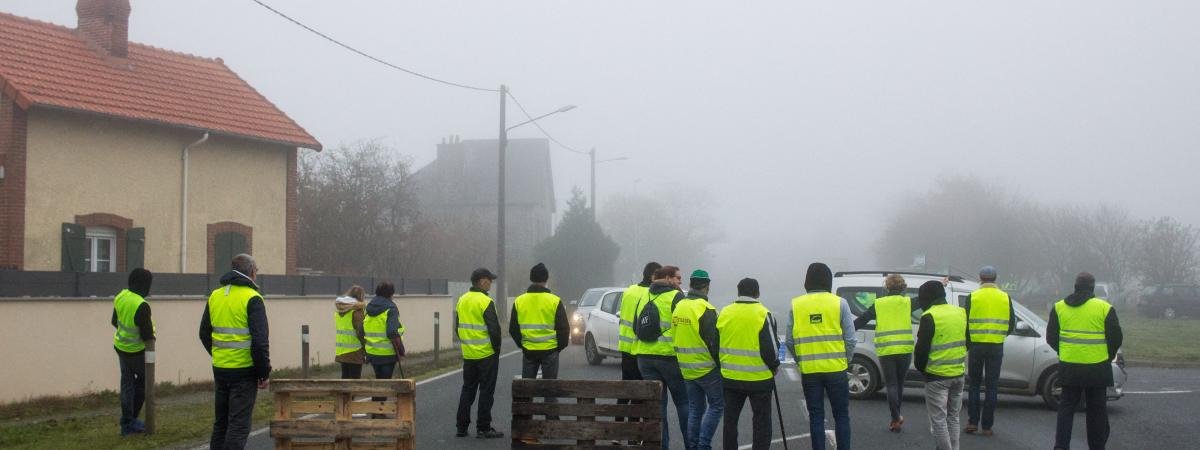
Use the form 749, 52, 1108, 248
456, 354, 499, 432
340, 362, 363, 379
116, 350, 146, 427
210, 377, 258, 450
1056, 385, 1109, 450
722, 387, 772, 450
370, 362, 395, 402
616, 352, 643, 423
880, 353, 911, 422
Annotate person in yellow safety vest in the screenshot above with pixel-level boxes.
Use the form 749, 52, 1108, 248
455, 268, 504, 439
333, 285, 368, 379
853, 274, 918, 433
786, 262, 854, 450
508, 264, 569, 419
363, 282, 406, 380
718, 277, 780, 450
1048, 272, 1122, 450
914, 280, 968, 450
199, 254, 271, 450
112, 268, 155, 436
672, 269, 721, 450
963, 265, 1015, 436
635, 265, 689, 449
615, 261, 661, 426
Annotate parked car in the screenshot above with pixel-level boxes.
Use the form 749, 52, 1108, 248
570, 287, 616, 345
580, 286, 630, 364
833, 270, 1126, 410
1137, 284, 1200, 319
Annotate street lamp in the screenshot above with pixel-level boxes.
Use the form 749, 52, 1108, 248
588, 148, 628, 220
496, 84, 575, 316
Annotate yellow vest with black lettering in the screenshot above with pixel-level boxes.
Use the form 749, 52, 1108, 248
791, 292, 848, 374
1054, 298, 1111, 364
718, 301, 773, 381
922, 303, 967, 377
634, 289, 678, 357
873, 295, 914, 356
514, 291, 561, 351
457, 291, 496, 360
968, 287, 1011, 344
672, 296, 717, 380
618, 284, 648, 354
113, 289, 154, 353
334, 310, 363, 356
364, 309, 405, 356
207, 284, 259, 369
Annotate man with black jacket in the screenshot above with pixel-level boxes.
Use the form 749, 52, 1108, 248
199, 254, 270, 450
914, 280, 968, 450
111, 268, 155, 436
718, 278, 779, 450
509, 263, 569, 398
455, 268, 504, 439
1048, 272, 1123, 450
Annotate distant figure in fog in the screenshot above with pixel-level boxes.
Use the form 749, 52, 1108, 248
112, 268, 154, 436
334, 285, 368, 379
1049, 272, 1123, 450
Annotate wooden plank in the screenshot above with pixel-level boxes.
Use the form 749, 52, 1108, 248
275, 392, 293, 419
271, 379, 415, 395
270, 419, 414, 440
348, 401, 397, 415
511, 401, 660, 419
511, 379, 661, 401
510, 419, 661, 441
289, 442, 333, 449
577, 397, 596, 446
289, 401, 336, 415
395, 390, 414, 450
512, 445, 661, 450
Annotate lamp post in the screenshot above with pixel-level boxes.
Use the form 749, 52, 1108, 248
588, 148, 628, 220
496, 85, 575, 316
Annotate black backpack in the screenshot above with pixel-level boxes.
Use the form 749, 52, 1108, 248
635, 294, 664, 342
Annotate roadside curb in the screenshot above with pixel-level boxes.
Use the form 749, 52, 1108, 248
1123, 359, 1200, 369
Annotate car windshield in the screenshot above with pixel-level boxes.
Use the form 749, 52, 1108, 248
579, 289, 605, 307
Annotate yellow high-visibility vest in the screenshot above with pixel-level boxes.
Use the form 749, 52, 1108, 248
873, 295, 914, 356
673, 297, 717, 380
633, 289, 679, 357
1054, 298, 1111, 364
968, 287, 1011, 344
791, 292, 847, 374
718, 301, 773, 381
922, 303, 967, 377
514, 291, 561, 351
207, 284, 259, 369
334, 310, 362, 356
618, 284, 648, 354
364, 309, 405, 356
457, 291, 496, 360
113, 289, 153, 353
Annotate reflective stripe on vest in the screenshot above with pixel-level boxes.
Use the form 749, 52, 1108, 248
922, 303, 967, 377
1055, 298, 1111, 364
363, 309, 398, 356
207, 284, 258, 369
619, 285, 648, 354
334, 310, 363, 355
514, 292, 561, 351
873, 295, 914, 356
457, 291, 496, 360
968, 287, 1011, 344
792, 293, 847, 374
113, 289, 153, 353
718, 301, 773, 381
633, 289, 679, 357
672, 297, 717, 380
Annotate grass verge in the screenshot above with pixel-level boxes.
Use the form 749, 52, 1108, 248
0, 350, 461, 450
1119, 316, 1200, 364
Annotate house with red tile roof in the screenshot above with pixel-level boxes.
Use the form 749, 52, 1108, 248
0, 0, 321, 275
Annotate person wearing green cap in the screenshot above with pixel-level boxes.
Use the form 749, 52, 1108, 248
672, 270, 721, 450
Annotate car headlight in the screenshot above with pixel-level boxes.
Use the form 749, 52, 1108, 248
572, 313, 583, 323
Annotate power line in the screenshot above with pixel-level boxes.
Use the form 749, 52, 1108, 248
248, 0, 499, 93
507, 90, 590, 155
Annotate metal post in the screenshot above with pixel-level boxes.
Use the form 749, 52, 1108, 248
589, 147, 597, 220
301, 325, 310, 379
433, 312, 441, 364
496, 84, 508, 320
144, 340, 156, 434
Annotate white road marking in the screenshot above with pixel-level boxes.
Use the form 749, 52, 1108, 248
785, 367, 799, 382
189, 350, 522, 450
1124, 390, 1193, 394
737, 433, 812, 449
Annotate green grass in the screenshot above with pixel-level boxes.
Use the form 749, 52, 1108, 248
1118, 316, 1200, 363
0, 351, 461, 450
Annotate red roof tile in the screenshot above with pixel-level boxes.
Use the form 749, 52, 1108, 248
0, 11, 321, 150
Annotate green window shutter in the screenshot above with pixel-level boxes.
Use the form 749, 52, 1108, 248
126, 227, 145, 270
61, 223, 86, 272
213, 231, 247, 274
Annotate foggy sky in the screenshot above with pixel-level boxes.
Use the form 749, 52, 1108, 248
9, 1, 1199, 303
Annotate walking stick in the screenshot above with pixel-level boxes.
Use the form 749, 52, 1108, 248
396, 359, 405, 379
773, 379, 790, 450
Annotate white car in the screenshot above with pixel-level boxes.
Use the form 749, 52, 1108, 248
571, 287, 619, 346
833, 271, 1126, 410
580, 286, 629, 365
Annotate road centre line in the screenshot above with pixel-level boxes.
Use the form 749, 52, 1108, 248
1124, 390, 1193, 394
738, 433, 812, 449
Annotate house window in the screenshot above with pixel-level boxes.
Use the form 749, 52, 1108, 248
85, 226, 117, 273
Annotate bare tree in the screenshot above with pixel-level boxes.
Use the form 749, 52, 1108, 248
1135, 216, 1199, 285
599, 188, 724, 283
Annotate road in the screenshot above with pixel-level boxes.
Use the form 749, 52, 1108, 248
247, 346, 1200, 449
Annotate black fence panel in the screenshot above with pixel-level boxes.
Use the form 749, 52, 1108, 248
154, 273, 214, 296
258, 275, 302, 296
341, 277, 375, 295
0, 271, 75, 297
431, 279, 449, 295
303, 276, 340, 296
77, 272, 129, 297
0, 270, 452, 299
402, 279, 430, 295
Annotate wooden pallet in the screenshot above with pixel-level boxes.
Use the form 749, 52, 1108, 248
511, 379, 662, 449
270, 379, 415, 450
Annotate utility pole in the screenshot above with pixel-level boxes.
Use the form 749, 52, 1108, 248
496, 84, 508, 319
589, 147, 597, 220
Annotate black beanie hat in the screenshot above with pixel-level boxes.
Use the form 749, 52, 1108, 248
530, 263, 549, 283
804, 262, 833, 292
128, 268, 153, 297
642, 262, 662, 284
737, 278, 760, 298
917, 280, 945, 310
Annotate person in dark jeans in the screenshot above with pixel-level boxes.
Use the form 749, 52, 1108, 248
963, 266, 1015, 435
457, 354, 500, 435
787, 263, 855, 450
719, 278, 780, 450
364, 281, 406, 401
455, 269, 504, 439
636, 266, 690, 449
853, 274, 919, 432
1048, 272, 1122, 450
112, 268, 155, 436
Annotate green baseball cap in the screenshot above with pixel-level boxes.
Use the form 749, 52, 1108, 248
690, 269, 710, 280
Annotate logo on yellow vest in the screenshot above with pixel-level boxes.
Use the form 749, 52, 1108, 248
809, 313, 823, 324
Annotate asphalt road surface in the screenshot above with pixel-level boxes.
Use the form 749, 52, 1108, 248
245, 346, 1200, 449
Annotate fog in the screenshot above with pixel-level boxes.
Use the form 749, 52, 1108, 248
11, 1, 1200, 307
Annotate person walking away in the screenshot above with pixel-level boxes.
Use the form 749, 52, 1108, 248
617, 262, 661, 426
1049, 272, 1122, 450
509, 262, 569, 443
719, 278, 779, 450
199, 254, 270, 450
364, 282, 407, 387
673, 269, 722, 450
914, 280, 968, 450
112, 268, 155, 436
853, 274, 916, 432
334, 285, 368, 379
786, 262, 854, 450
455, 268, 504, 439
964, 266, 1014, 436
634, 265, 690, 449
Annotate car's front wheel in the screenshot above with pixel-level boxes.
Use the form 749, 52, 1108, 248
585, 333, 604, 365
1041, 369, 1061, 410
848, 356, 881, 400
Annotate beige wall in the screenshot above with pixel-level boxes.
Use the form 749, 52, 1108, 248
0, 295, 454, 404
23, 109, 291, 274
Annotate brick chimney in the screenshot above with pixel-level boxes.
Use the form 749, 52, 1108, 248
76, 0, 131, 58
